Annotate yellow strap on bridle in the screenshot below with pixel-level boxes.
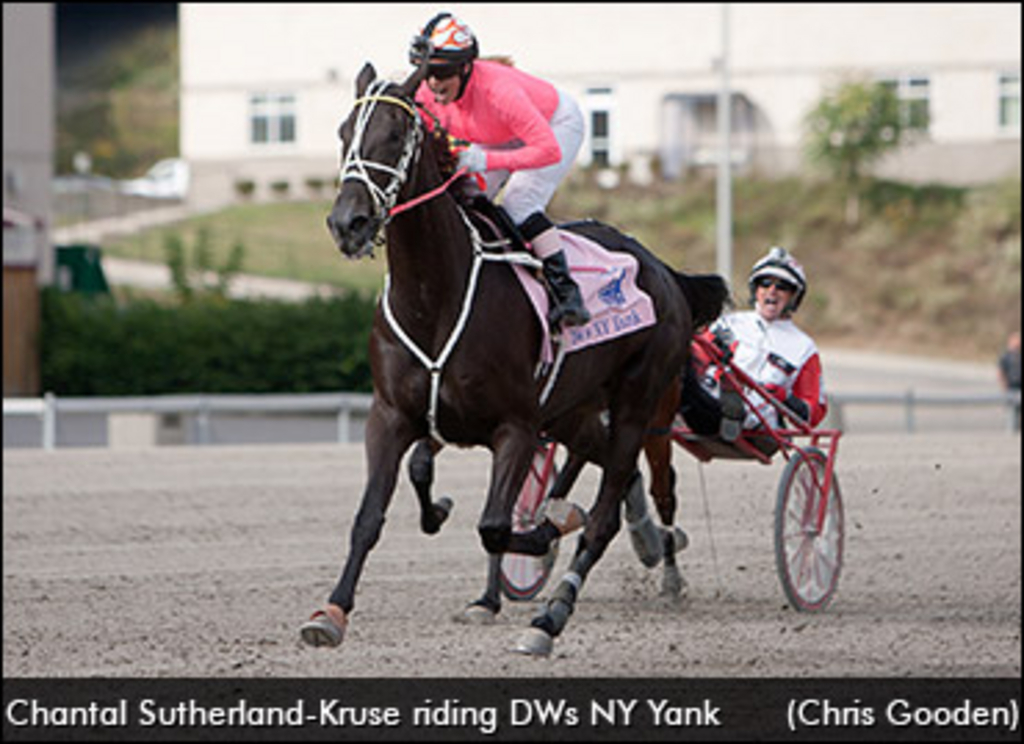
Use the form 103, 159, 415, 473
352, 94, 418, 119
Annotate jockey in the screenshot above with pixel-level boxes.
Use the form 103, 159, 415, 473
682, 246, 828, 440
409, 12, 590, 328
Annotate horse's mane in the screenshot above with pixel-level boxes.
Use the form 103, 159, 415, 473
418, 110, 481, 207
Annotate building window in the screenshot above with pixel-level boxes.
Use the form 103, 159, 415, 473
881, 75, 930, 132
584, 87, 615, 167
999, 72, 1020, 135
250, 92, 296, 145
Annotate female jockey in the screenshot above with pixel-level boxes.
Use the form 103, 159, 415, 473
683, 246, 828, 440
409, 12, 590, 328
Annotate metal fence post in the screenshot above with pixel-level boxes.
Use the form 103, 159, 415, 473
42, 392, 57, 451
337, 407, 351, 444
197, 397, 211, 445
904, 389, 916, 434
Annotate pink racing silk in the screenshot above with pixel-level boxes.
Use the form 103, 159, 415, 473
416, 60, 562, 173
512, 230, 657, 365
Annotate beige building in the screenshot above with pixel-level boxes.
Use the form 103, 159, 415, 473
3, 3, 54, 396
178, 3, 1019, 207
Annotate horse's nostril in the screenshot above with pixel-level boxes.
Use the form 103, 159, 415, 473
349, 216, 369, 235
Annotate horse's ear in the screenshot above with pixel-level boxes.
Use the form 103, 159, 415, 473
356, 62, 376, 97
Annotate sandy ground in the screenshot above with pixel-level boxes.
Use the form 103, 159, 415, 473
3, 433, 1020, 678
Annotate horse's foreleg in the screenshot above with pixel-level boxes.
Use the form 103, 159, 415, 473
479, 422, 539, 554
301, 403, 418, 648
466, 423, 538, 620
408, 438, 453, 534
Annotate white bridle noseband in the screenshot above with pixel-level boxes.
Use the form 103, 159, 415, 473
338, 79, 423, 246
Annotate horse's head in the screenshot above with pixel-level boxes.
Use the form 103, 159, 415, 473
327, 62, 428, 258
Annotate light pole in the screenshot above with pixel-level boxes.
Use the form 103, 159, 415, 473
716, 3, 733, 287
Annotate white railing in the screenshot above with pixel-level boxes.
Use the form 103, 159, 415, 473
4, 392, 373, 450
826, 390, 1021, 434
4, 389, 1020, 450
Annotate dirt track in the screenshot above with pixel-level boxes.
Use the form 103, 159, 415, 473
3, 433, 1020, 678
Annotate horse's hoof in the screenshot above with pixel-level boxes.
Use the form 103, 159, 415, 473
660, 568, 688, 598
667, 526, 689, 553
457, 603, 498, 625
513, 627, 554, 656
423, 496, 454, 534
435, 496, 454, 521
628, 515, 664, 568
299, 605, 347, 648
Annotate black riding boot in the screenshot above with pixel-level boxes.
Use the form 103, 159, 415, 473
542, 250, 591, 329
520, 211, 591, 329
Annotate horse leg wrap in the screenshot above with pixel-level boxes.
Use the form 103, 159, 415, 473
409, 449, 434, 489
624, 471, 664, 568
531, 572, 580, 637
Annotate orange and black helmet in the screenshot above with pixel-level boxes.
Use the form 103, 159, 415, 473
409, 12, 479, 66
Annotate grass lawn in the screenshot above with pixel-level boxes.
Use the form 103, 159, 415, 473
102, 200, 389, 295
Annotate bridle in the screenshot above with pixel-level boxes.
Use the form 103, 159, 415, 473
337, 79, 424, 244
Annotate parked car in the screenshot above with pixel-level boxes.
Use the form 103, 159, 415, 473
119, 158, 189, 200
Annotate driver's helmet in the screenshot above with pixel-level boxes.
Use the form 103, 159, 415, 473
409, 12, 479, 66
748, 246, 807, 312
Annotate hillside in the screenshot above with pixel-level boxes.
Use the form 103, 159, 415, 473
552, 173, 1022, 361
103, 174, 1021, 362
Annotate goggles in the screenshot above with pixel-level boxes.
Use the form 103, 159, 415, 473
756, 277, 797, 293
427, 63, 463, 80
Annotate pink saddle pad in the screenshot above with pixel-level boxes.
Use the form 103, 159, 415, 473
512, 229, 657, 364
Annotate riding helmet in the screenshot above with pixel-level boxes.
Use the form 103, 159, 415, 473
748, 246, 807, 312
409, 12, 479, 66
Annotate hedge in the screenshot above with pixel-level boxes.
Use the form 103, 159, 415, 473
40, 289, 377, 396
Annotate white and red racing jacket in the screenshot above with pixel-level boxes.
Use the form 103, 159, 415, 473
695, 311, 828, 428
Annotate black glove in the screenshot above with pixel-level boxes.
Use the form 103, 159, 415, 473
410, 35, 433, 65
784, 394, 809, 422
711, 326, 735, 361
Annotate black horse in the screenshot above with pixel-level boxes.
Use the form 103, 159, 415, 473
303, 60, 727, 655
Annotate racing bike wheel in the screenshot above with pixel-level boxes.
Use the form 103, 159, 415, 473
499, 445, 559, 601
774, 447, 844, 612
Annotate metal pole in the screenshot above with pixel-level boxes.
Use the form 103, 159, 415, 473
43, 392, 57, 451
716, 3, 733, 286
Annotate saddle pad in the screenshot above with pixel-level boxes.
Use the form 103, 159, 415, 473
512, 229, 657, 364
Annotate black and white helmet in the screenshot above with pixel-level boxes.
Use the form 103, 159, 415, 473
748, 246, 807, 312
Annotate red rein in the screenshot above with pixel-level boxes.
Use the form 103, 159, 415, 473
388, 167, 470, 218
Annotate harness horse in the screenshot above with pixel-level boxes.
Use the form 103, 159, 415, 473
303, 60, 727, 655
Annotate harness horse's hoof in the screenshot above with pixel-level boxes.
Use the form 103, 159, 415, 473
457, 602, 498, 625
513, 627, 554, 656
299, 605, 348, 648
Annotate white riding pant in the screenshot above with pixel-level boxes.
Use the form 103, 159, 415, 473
477, 89, 585, 225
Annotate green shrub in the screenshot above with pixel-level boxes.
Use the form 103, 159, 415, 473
40, 289, 377, 395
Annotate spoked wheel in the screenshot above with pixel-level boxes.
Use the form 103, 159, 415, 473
774, 447, 844, 612
499, 445, 559, 601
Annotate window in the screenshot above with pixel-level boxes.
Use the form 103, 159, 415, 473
999, 72, 1020, 135
250, 92, 296, 145
881, 75, 930, 132
584, 87, 615, 167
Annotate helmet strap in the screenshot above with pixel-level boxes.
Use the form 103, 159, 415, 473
454, 62, 473, 101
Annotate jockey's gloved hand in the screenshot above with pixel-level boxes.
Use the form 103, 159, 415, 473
784, 394, 809, 422
712, 326, 734, 350
410, 36, 433, 65
457, 145, 487, 174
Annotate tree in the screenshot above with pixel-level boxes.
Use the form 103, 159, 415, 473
804, 78, 907, 227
